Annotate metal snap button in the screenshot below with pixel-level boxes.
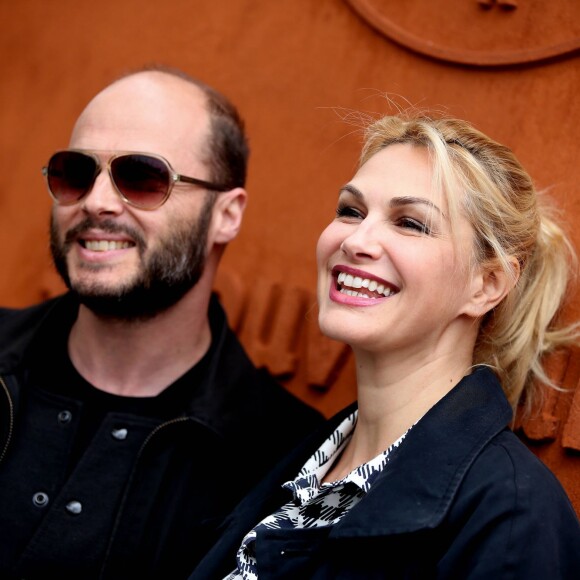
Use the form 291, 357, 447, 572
57, 410, 73, 424
111, 428, 128, 441
65, 500, 82, 515
32, 492, 49, 508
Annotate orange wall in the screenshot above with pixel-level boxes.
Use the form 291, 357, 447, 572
1, 0, 579, 512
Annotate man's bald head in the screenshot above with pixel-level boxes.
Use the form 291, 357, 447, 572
73, 66, 249, 190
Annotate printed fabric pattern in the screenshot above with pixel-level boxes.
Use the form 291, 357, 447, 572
225, 410, 411, 579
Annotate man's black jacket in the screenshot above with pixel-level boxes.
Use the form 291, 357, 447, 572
0, 293, 324, 579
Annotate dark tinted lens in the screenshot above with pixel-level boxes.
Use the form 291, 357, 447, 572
110, 154, 170, 208
47, 151, 98, 203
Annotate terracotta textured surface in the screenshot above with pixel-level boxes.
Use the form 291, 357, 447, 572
346, 0, 580, 65
0, 0, 578, 513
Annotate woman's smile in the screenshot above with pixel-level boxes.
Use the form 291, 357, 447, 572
331, 265, 399, 302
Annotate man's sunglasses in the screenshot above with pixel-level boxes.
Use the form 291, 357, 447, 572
42, 149, 230, 210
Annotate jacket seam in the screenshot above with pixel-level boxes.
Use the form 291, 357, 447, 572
0, 375, 14, 465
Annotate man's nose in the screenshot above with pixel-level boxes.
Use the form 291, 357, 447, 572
79, 172, 125, 216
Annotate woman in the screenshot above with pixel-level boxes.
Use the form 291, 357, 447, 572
190, 114, 580, 579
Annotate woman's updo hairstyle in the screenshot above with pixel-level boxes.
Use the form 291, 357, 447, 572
359, 114, 578, 413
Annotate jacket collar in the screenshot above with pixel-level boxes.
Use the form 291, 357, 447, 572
0, 293, 73, 375
0, 292, 258, 435
332, 367, 513, 537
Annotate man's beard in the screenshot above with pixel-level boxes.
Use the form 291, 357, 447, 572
50, 198, 214, 321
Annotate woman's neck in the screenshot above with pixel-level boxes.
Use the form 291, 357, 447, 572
322, 350, 473, 484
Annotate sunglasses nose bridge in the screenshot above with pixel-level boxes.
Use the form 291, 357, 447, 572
104, 156, 122, 198
78, 157, 127, 213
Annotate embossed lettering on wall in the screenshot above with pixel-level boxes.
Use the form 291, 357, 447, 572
213, 268, 352, 392
523, 347, 580, 452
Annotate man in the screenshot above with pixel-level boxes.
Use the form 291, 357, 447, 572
0, 66, 324, 579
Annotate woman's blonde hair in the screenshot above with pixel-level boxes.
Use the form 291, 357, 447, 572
359, 114, 578, 413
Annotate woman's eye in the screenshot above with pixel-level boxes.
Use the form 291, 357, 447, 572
398, 217, 431, 235
336, 205, 364, 220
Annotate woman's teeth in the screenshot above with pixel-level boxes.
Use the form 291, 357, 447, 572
337, 271, 396, 298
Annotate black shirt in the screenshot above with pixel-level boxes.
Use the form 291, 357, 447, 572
26, 309, 212, 473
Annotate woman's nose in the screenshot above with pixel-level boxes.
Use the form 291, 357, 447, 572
340, 221, 383, 261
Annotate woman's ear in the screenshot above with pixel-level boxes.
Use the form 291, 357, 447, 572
462, 257, 520, 318
211, 188, 247, 245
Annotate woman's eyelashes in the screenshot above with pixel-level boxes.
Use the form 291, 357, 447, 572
336, 203, 364, 220
396, 216, 432, 235
335, 203, 432, 235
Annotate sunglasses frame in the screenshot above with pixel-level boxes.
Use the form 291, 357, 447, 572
42, 149, 230, 210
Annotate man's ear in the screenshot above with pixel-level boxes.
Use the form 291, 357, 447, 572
461, 257, 520, 318
211, 188, 247, 244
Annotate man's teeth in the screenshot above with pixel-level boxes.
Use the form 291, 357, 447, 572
84, 240, 132, 251
337, 271, 395, 298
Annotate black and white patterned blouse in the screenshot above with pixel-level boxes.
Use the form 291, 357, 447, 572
224, 410, 411, 580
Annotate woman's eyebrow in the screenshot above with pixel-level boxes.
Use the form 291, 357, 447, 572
390, 196, 447, 219
339, 183, 364, 198
340, 186, 447, 220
